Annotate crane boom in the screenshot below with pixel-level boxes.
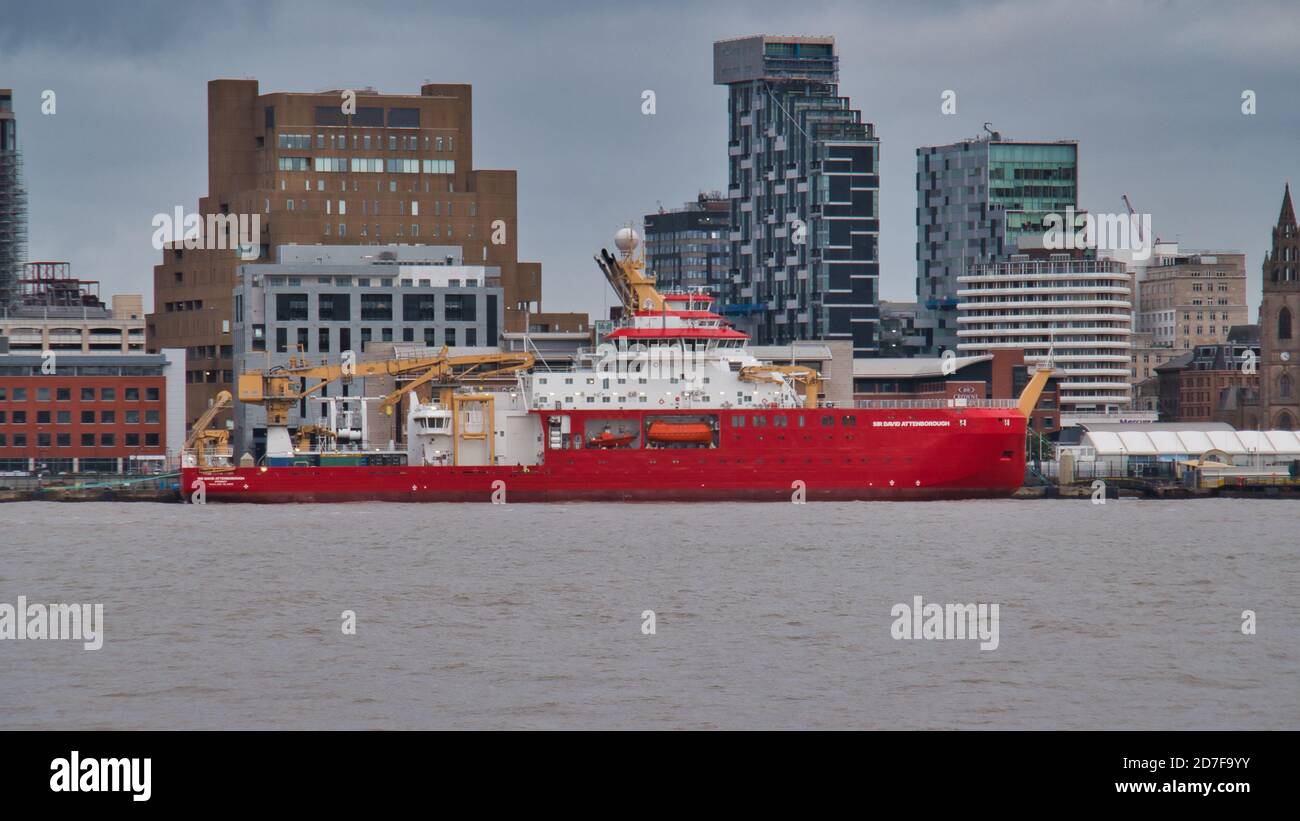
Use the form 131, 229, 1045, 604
236, 348, 537, 457
738, 365, 822, 409
378, 351, 535, 411
184, 390, 232, 451
594, 247, 665, 314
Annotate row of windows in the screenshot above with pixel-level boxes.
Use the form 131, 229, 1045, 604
730, 413, 857, 428
280, 132, 455, 152
275, 293, 477, 322
263, 325, 475, 354
186, 371, 233, 384
0, 386, 161, 402
0, 409, 160, 424
0, 432, 161, 448
303, 157, 456, 175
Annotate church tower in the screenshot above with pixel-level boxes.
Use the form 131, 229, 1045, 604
1260, 184, 1300, 429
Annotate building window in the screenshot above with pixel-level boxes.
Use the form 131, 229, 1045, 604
360, 294, 392, 321
276, 293, 309, 322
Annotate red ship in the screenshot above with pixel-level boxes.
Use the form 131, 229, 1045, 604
182, 231, 1048, 503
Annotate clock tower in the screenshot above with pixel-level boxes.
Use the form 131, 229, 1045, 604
1260, 184, 1300, 429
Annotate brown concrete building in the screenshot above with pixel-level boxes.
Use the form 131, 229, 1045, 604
1259, 184, 1300, 430
1137, 246, 1248, 352
148, 79, 584, 424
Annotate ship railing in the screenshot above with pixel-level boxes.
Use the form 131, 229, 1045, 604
851, 398, 1019, 410
181, 448, 235, 468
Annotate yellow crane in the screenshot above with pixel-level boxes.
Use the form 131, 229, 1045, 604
377, 348, 535, 413
184, 390, 232, 468
1017, 367, 1055, 419
236, 348, 534, 457
738, 364, 823, 409
594, 232, 666, 314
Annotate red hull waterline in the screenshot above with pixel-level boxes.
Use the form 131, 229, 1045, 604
183, 407, 1028, 503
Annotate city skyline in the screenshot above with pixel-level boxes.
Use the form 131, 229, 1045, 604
1, 0, 1298, 322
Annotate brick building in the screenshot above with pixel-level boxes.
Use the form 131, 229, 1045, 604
148, 78, 584, 427
0, 347, 185, 473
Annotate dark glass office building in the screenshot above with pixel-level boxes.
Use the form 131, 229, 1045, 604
713, 35, 881, 356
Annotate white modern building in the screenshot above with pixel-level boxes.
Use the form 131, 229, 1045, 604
957, 255, 1133, 414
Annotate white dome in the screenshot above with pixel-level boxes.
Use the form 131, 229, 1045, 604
614, 227, 640, 253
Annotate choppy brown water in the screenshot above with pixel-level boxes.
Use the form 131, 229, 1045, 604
0, 499, 1296, 729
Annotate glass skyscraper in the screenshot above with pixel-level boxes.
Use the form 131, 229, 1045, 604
916, 134, 1078, 351
714, 35, 881, 356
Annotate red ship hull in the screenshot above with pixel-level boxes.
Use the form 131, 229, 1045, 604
182, 406, 1028, 503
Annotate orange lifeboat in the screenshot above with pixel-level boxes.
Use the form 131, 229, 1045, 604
647, 420, 713, 444
589, 430, 637, 448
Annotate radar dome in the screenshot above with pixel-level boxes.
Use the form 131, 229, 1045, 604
614, 227, 640, 253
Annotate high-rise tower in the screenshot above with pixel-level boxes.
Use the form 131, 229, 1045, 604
0, 89, 28, 308
713, 35, 881, 356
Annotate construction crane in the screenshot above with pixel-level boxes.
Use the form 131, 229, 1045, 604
237, 348, 534, 457
1121, 194, 1143, 243
738, 364, 823, 409
184, 390, 232, 468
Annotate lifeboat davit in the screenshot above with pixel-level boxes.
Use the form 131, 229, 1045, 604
647, 420, 713, 443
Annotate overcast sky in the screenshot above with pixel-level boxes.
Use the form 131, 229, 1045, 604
2, 0, 1298, 321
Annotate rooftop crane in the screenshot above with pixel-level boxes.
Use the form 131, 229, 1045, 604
1121, 194, 1143, 243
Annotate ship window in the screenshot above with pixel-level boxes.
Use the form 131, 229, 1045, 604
773, 415, 788, 427
752, 415, 766, 427
821, 415, 835, 427
731, 415, 745, 427
842, 415, 856, 427
797, 415, 805, 427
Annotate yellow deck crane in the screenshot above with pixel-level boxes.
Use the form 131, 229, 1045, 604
594, 229, 666, 314
738, 365, 823, 409
237, 349, 534, 458
184, 390, 233, 468
377, 346, 535, 413
1017, 366, 1055, 419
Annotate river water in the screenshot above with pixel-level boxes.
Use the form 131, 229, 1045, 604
0, 499, 1295, 729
